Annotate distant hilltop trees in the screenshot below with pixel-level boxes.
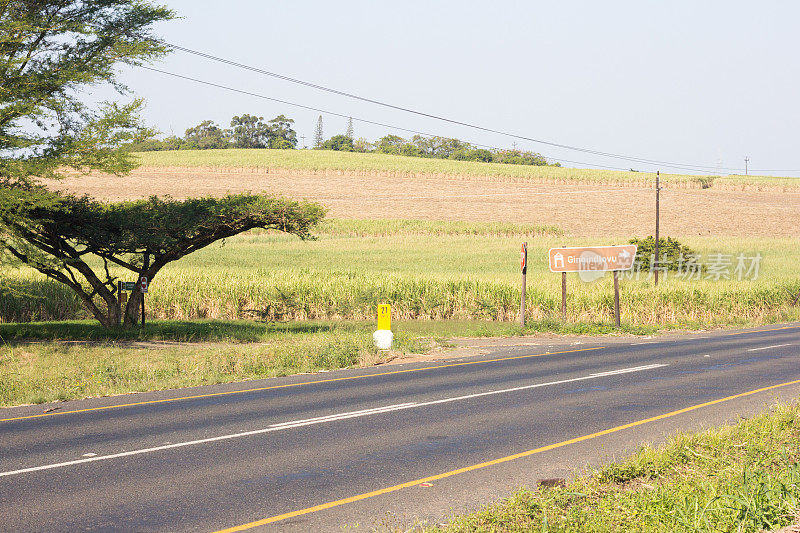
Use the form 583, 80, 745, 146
127, 114, 298, 151
365, 134, 555, 166
127, 114, 558, 167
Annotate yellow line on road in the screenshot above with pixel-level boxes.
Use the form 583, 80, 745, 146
213, 377, 800, 532
0, 347, 602, 423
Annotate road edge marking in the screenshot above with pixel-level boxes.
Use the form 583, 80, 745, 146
0, 364, 667, 478
0, 347, 602, 423
212, 377, 800, 532
3, 323, 797, 424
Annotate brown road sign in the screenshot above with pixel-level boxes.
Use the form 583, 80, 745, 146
548, 245, 637, 273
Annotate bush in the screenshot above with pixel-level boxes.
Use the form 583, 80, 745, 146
270, 138, 294, 150
493, 149, 549, 166
320, 135, 354, 151
629, 236, 698, 271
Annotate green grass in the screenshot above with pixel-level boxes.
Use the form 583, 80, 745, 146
134, 149, 800, 189
2, 222, 798, 327
0, 317, 525, 343
432, 402, 800, 532
0, 319, 432, 407
0, 317, 656, 407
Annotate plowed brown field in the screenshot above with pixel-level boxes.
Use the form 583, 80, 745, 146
52, 167, 800, 237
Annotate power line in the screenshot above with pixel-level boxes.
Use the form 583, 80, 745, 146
159, 41, 739, 174
136, 64, 642, 172
135, 63, 726, 175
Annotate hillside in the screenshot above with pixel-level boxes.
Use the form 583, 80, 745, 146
132, 149, 799, 191
48, 149, 800, 238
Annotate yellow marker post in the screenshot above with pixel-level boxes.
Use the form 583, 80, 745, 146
374, 304, 393, 350
377, 304, 391, 331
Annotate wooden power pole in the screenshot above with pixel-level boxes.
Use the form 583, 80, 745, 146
520, 242, 527, 326
654, 171, 660, 286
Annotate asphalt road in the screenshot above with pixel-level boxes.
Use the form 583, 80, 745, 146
2, 323, 800, 532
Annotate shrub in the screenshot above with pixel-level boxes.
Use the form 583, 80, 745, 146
629, 236, 699, 271
320, 135, 354, 151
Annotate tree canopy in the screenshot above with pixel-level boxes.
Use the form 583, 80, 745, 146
183, 120, 229, 149
267, 114, 297, 149
0, 188, 324, 326
126, 114, 300, 151
0, 1, 325, 327
320, 134, 354, 152
0, 0, 174, 186
229, 114, 271, 149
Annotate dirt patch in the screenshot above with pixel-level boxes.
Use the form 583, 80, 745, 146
50, 167, 800, 237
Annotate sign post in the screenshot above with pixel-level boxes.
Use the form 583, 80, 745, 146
139, 276, 148, 326
560, 245, 567, 320
140, 252, 149, 327
520, 242, 527, 327
548, 245, 637, 328
613, 270, 621, 327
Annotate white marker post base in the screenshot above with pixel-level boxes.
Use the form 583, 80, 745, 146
373, 329, 393, 350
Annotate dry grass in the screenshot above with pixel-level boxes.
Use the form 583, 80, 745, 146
52, 166, 800, 237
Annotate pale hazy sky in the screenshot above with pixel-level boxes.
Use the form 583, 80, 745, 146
97, 0, 800, 176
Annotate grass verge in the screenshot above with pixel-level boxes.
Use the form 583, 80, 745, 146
432, 402, 800, 532
0, 317, 667, 408
0, 319, 420, 407
0, 318, 521, 407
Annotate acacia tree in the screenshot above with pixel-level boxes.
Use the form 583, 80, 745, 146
0, 1, 325, 327
0, 189, 324, 326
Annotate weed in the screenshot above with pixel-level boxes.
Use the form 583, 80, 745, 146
433, 403, 800, 532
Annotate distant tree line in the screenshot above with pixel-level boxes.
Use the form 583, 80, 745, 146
128, 113, 558, 167
310, 115, 556, 166
126, 114, 298, 151
317, 132, 555, 166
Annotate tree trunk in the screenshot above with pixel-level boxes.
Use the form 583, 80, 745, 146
123, 290, 142, 326
85, 292, 121, 329
68, 280, 116, 328
105, 296, 121, 328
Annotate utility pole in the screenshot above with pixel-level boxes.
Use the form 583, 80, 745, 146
520, 242, 527, 327
654, 171, 660, 286
744, 156, 749, 176
512, 142, 517, 151
300, 135, 306, 149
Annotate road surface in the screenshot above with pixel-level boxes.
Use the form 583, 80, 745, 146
2, 324, 800, 531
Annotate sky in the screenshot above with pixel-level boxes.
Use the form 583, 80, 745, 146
96, 0, 800, 177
